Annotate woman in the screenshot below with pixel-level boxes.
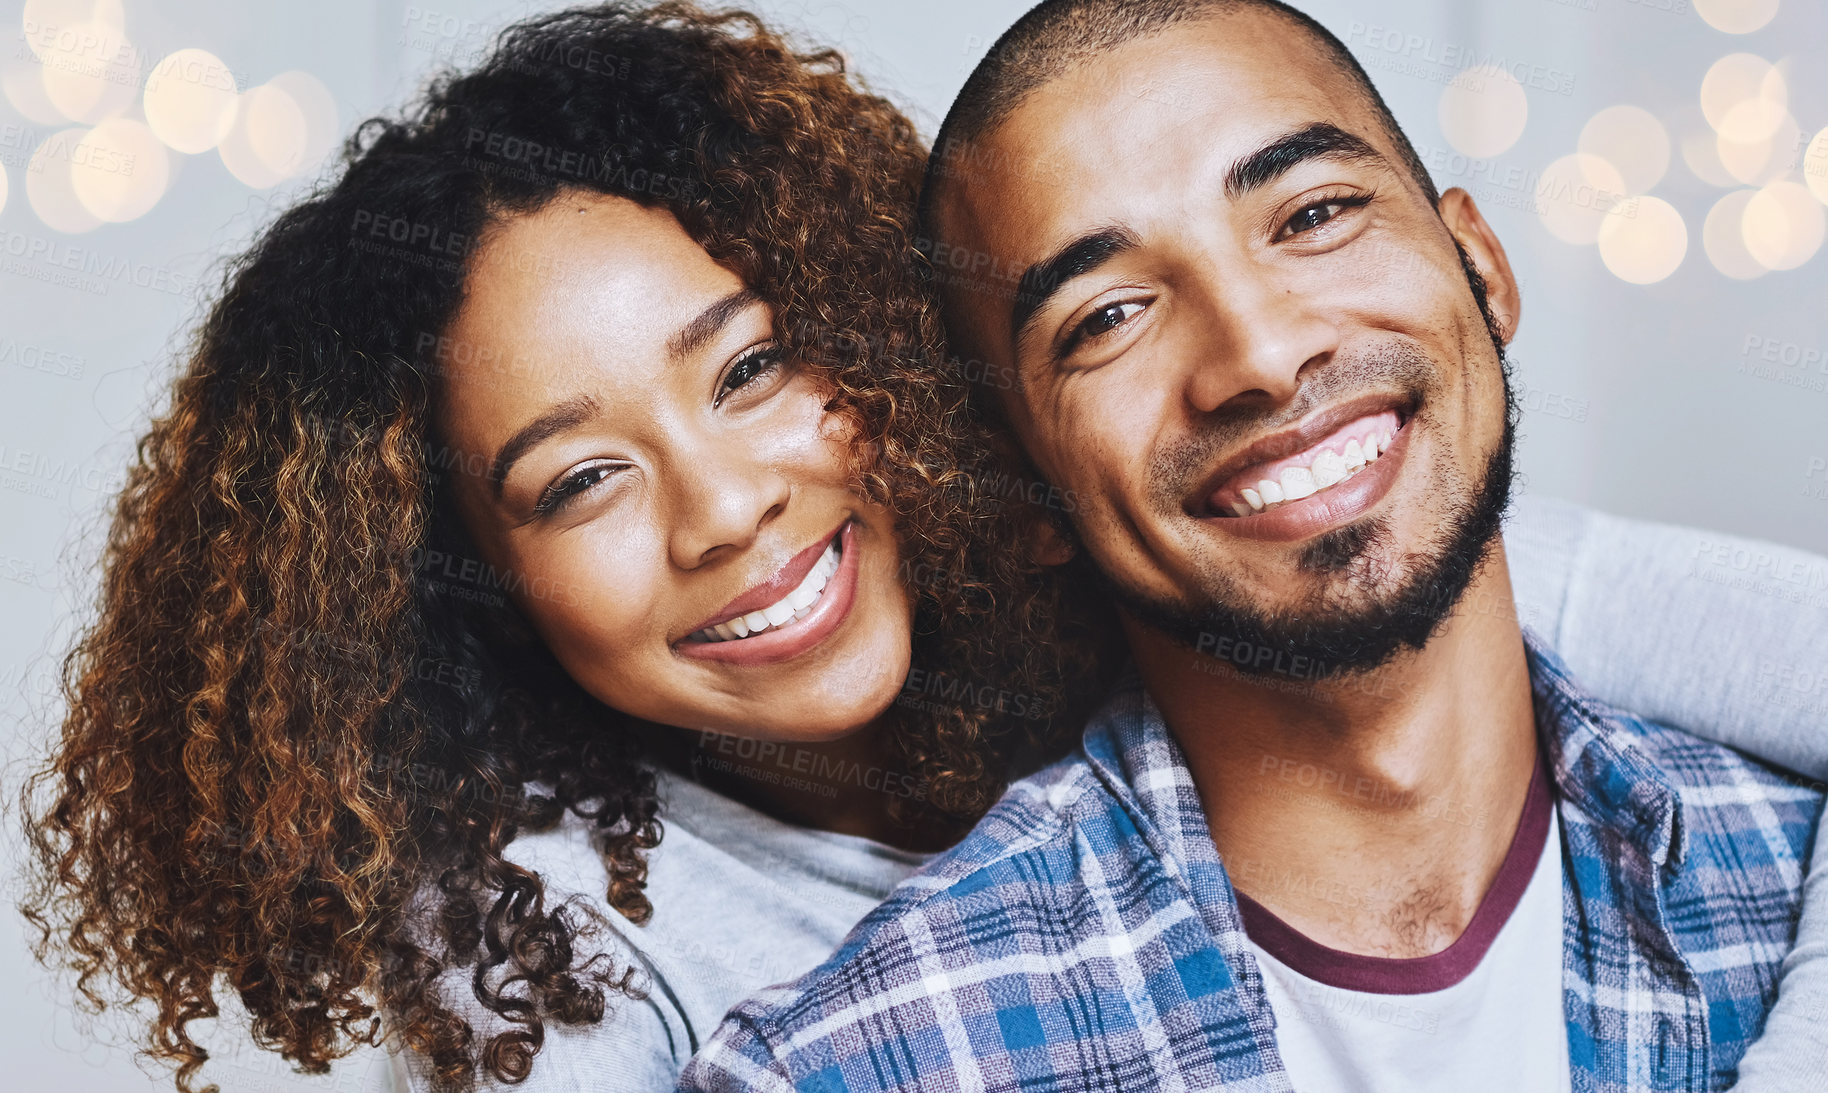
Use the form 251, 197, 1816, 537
20, 4, 1828, 1092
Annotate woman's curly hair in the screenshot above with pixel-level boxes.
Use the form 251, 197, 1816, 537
21, 4, 1089, 1090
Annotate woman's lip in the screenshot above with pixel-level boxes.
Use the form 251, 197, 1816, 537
1207, 419, 1413, 543
686, 521, 847, 636
675, 521, 860, 666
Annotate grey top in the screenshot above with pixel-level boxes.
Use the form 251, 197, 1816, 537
386, 773, 929, 1093
383, 494, 1828, 1091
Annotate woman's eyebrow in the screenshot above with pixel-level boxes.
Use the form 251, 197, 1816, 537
668, 288, 764, 361
490, 393, 601, 500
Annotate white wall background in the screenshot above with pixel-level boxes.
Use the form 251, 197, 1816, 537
1, 0, 1822, 1089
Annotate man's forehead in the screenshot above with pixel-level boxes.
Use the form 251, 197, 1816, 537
936, 13, 1375, 304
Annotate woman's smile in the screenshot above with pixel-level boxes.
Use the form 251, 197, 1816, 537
677, 519, 861, 665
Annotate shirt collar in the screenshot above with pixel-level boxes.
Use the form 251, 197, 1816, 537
1523, 630, 1688, 871
1081, 631, 1688, 879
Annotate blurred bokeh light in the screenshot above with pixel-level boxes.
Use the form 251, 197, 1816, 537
1578, 105, 1669, 195
1597, 196, 1687, 284
1703, 189, 1768, 279
1694, 0, 1781, 35
143, 48, 239, 155
25, 125, 103, 232
1439, 64, 1528, 158
70, 116, 169, 222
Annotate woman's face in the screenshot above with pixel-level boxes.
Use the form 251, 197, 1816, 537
437, 193, 912, 742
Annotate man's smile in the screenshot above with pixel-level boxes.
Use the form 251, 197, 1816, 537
1186, 393, 1416, 543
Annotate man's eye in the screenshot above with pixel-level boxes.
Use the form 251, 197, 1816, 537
534, 463, 616, 517
1073, 301, 1145, 344
1280, 195, 1370, 239
717, 345, 785, 405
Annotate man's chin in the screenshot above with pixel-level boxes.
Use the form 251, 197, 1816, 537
1117, 436, 1515, 681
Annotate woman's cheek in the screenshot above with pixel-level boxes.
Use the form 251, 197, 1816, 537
522, 524, 668, 682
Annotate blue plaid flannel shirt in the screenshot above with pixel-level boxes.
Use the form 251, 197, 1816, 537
679, 637, 1822, 1092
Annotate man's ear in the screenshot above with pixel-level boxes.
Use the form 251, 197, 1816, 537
1437, 187, 1522, 345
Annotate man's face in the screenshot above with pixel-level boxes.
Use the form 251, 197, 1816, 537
933, 11, 1521, 671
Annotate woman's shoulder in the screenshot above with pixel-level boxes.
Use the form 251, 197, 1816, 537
389, 770, 929, 1089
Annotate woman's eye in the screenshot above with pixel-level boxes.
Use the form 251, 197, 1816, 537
534, 463, 617, 517
1072, 301, 1145, 345
717, 345, 785, 405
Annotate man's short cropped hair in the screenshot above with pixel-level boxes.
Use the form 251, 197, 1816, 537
920, 0, 1442, 233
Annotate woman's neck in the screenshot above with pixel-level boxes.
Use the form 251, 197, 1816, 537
644, 714, 960, 853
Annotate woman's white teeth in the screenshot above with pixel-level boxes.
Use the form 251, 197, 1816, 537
1231, 427, 1395, 516
694, 539, 841, 642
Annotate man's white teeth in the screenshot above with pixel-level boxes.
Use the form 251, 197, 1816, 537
1280, 465, 1318, 500
1310, 449, 1346, 489
1230, 427, 1396, 516
694, 539, 841, 642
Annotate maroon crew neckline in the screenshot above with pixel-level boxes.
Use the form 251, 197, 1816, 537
1233, 754, 1551, 996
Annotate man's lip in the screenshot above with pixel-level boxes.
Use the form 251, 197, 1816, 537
682, 521, 847, 638
1187, 393, 1415, 516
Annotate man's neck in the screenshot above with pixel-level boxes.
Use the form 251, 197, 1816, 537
1124, 544, 1538, 959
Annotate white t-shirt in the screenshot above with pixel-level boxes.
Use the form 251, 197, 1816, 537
386, 770, 930, 1091
1240, 762, 1570, 1093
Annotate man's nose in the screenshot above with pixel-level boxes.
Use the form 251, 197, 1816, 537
1180, 267, 1340, 414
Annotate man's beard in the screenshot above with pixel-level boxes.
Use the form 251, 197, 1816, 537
1099, 246, 1519, 680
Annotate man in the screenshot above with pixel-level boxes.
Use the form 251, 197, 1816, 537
679, 2, 1823, 1090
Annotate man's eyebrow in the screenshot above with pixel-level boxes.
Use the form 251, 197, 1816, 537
1225, 123, 1386, 200
1010, 227, 1141, 348
490, 393, 600, 501
668, 288, 763, 360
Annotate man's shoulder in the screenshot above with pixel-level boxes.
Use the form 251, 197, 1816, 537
1614, 711, 1822, 816
1558, 688, 1822, 884
1533, 640, 1822, 826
